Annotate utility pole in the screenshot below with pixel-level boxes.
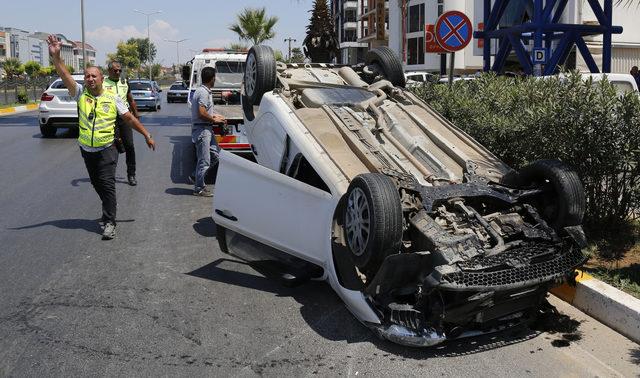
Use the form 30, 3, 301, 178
164, 38, 188, 66
133, 9, 162, 80
284, 37, 296, 62
81, 0, 86, 70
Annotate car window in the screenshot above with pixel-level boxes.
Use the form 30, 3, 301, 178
611, 81, 635, 94
50, 80, 84, 89
407, 74, 424, 82
170, 84, 187, 90
214, 61, 245, 89
130, 82, 152, 91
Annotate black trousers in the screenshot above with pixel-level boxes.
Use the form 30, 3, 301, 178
80, 145, 119, 225
118, 118, 136, 176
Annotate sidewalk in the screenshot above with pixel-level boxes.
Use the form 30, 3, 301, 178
551, 270, 640, 344
0, 103, 38, 117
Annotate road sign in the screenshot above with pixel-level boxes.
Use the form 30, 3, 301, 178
435, 11, 473, 52
533, 48, 547, 64
425, 24, 447, 53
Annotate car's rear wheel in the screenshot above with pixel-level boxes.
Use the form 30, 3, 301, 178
503, 159, 585, 230
365, 47, 406, 88
40, 123, 56, 138
343, 173, 403, 277
244, 45, 277, 106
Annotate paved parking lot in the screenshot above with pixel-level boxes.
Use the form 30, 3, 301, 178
0, 99, 638, 377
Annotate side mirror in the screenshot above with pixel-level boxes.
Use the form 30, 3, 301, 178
182, 65, 191, 82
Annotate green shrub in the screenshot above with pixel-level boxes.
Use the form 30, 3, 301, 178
411, 72, 640, 239
16, 90, 28, 104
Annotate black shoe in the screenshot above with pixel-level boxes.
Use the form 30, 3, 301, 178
128, 175, 137, 186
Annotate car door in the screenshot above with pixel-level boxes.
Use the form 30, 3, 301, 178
212, 150, 336, 266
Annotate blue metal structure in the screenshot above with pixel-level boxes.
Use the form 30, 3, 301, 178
474, 0, 623, 75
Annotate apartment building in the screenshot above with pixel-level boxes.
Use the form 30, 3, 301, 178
72, 41, 97, 71
332, 0, 369, 64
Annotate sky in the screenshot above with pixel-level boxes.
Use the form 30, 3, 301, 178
0, 0, 314, 66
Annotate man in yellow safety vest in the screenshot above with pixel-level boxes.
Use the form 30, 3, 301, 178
47, 34, 155, 240
103, 61, 140, 186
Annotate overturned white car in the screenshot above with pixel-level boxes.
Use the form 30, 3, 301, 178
212, 45, 587, 347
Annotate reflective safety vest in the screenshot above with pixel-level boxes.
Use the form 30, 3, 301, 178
77, 89, 118, 148
103, 77, 129, 106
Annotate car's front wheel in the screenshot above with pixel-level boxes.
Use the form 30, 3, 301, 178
343, 173, 403, 277
40, 123, 56, 138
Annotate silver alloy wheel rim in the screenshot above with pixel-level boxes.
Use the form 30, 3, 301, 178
345, 187, 370, 257
245, 53, 257, 97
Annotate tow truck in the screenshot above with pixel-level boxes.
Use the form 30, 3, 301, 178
183, 48, 251, 155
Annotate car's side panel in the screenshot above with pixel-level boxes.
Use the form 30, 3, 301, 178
212, 150, 335, 266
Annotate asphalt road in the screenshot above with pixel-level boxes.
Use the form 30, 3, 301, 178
0, 99, 638, 377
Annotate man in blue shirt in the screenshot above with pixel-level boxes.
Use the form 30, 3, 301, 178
191, 67, 225, 197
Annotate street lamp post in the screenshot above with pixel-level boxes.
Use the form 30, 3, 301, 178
164, 38, 188, 66
133, 9, 162, 80
81, 0, 86, 70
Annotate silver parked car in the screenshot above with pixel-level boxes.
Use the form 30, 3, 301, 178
38, 74, 85, 137
129, 80, 162, 111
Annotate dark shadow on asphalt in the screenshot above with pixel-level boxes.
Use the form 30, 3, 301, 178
8, 218, 135, 235
169, 135, 195, 184
187, 258, 372, 345
193, 217, 216, 237
32, 129, 79, 139
0, 115, 42, 126
165, 187, 194, 196
187, 254, 579, 356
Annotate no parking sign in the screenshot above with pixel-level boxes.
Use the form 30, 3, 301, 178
435, 11, 473, 52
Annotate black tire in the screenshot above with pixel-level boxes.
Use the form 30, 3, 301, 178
40, 123, 56, 138
504, 159, 585, 229
365, 46, 406, 88
343, 173, 403, 276
244, 45, 277, 106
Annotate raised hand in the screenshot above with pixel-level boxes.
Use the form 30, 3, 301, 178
47, 34, 61, 58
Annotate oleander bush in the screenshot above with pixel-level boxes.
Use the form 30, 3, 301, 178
16, 89, 28, 104
411, 72, 640, 248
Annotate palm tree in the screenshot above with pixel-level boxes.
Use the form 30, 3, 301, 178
303, 0, 339, 63
229, 7, 278, 46
2, 58, 24, 79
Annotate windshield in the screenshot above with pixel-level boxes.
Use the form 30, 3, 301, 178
214, 61, 245, 89
51, 80, 84, 89
170, 83, 187, 90
129, 82, 152, 91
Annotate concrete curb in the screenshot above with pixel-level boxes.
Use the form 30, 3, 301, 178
551, 270, 640, 344
0, 103, 38, 116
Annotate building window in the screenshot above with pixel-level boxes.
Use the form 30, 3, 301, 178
407, 36, 424, 65
345, 9, 357, 23
408, 3, 425, 33
437, 0, 444, 16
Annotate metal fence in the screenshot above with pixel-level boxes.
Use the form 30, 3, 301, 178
0, 77, 53, 106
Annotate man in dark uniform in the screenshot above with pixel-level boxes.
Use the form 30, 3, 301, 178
104, 61, 140, 186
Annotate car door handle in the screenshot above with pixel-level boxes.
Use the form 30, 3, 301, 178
215, 209, 237, 222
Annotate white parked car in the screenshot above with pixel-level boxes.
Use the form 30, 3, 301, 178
580, 73, 639, 94
38, 74, 84, 137
212, 46, 588, 347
